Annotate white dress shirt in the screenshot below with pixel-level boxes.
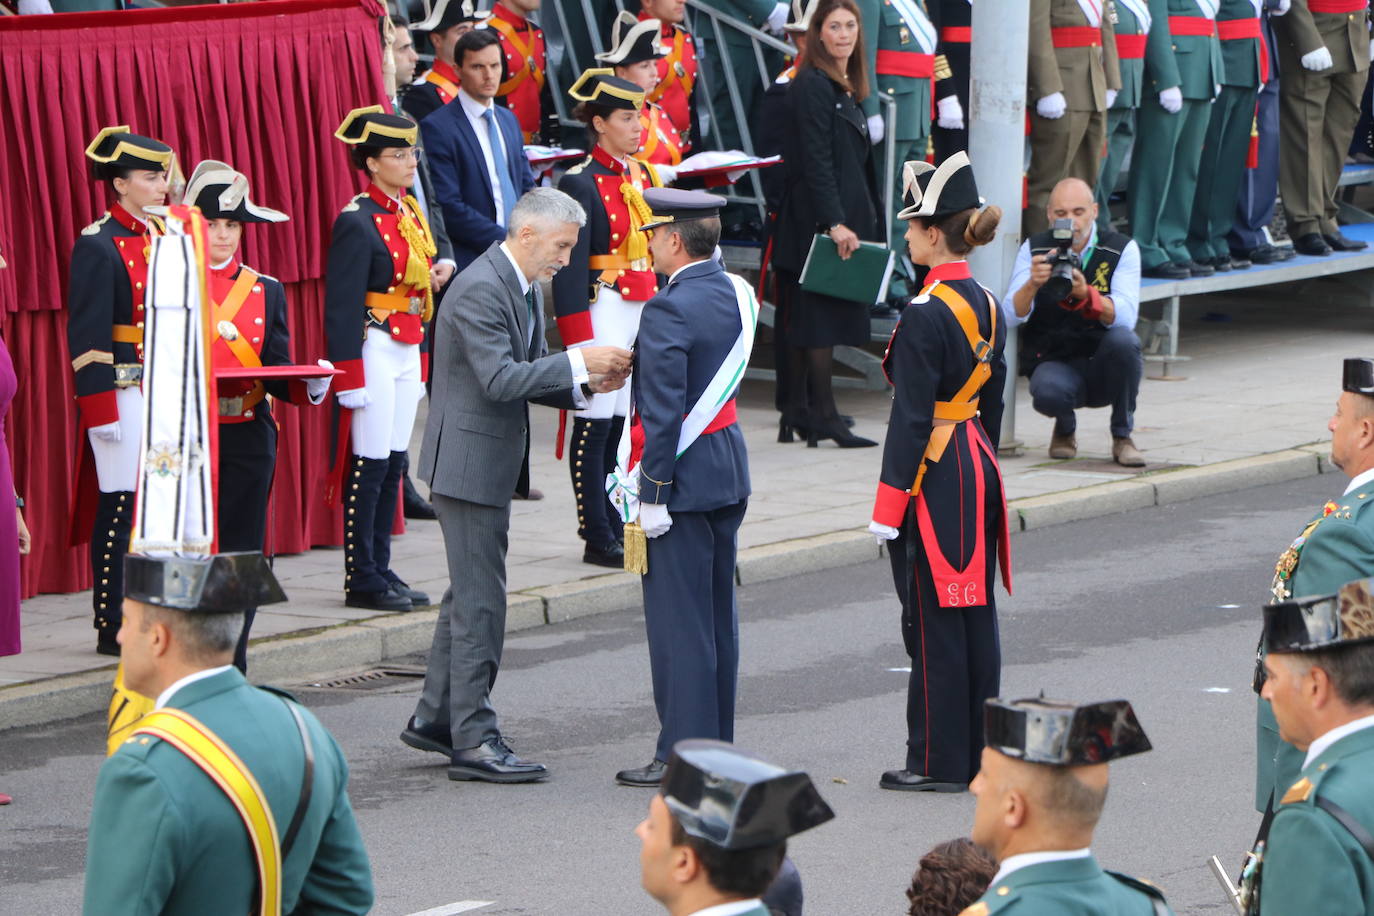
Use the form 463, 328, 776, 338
155, 665, 236, 709
1344, 467, 1374, 496
990, 847, 1093, 888
459, 89, 512, 227
1302, 714, 1374, 769
1003, 232, 1141, 331
688, 900, 766, 916
498, 242, 588, 405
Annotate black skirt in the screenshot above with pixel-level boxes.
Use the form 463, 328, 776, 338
776, 270, 870, 349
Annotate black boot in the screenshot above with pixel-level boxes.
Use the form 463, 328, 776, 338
400, 452, 436, 520
380, 450, 429, 607
569, 417, 623, 567
345, 456, 411, 611
92, 490, 133, 655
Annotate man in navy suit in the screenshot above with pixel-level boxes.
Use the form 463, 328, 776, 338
421, 28, 537, 273
614, 189, 753, 788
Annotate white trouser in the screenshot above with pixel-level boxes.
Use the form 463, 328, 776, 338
351, 326, 424, 459
574, 286, 645, 420
90, 387, 144, 492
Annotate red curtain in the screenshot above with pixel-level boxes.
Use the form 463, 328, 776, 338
0, 0, 386, 598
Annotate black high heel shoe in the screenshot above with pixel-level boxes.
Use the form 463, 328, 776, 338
778, 415, 795, 443
806, 416, 877, 448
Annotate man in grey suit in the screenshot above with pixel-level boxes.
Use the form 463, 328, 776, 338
400, 188, 632, 783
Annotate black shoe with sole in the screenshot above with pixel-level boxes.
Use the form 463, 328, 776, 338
402, 474, 437, 520
1324, 231, 1368, 252
584, 541, 625, 568
345, 583, 414, 612
448, 737, 548, 783
1179, 259, 1214, 277
1294, 233, 1333, 256
806, 416, 877, 448
1141, 261, 1190, 279
401, 717, 452, 755
388, 579, 431, 608
615, 759, 667, 786
879, 769, 968, 792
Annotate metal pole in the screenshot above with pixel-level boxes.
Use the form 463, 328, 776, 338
965, 0, 1028, 455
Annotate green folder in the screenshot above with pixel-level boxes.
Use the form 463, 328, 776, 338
799, 234, 896, 305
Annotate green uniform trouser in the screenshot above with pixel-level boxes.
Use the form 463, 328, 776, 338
1128, 97, 1212, 268
1025, 108, 1105, 236
1095, 106, 1136, 232
1189, 85, 1257, 262
885, 134, 925, 297
1278, 63, 1364, 238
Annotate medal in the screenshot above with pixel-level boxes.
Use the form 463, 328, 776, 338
900, 26, 911, 44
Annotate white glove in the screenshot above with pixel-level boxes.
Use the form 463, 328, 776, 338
639, 502, 673, 539
1105, 88, 1118, 109
1158, 86, 1183, 113
1036, 92, 1067, 120
1301, 47, 1334, 71
936, 94, 965, 130
869, 520, 899, 544
867, 113, 886, 144
89, 420, 121, 444
1369, 37, 1373, 61
765, 0, 789, 34
1271, 0, 1290, 14
336, 387, 371, 410
305, 359, 335, 404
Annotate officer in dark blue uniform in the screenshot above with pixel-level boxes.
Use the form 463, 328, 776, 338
613, 189, 753, 787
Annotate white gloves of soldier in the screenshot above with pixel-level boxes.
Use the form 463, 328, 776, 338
1271, 0, 1290, 14
936, 95, 965, 130
89, 420, 121, 444
1302, 46, 1334, 71
1158, 86, 1183, 113
1105, 88, 1118, 109
1036, 92, 1067, 120
765, 1, 789, 34
337, 388, 371, 410
305, 359, 335, 404
867, 114, 886, 145
640, 502, 673, 539
869, 520, 899, 544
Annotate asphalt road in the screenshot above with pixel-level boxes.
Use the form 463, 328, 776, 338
0, 472, 1342, 915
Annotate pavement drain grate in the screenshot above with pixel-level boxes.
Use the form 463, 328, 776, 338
307, 667, 427, 690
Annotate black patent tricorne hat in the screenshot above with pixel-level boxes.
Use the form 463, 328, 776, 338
1264, 578, 1374, 653
125, 552, 286, 614
984, 697, 1153, 766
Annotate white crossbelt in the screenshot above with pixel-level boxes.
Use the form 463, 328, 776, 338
1194, 0, 1219, 19
888, 0, 937, 53
1075, 0, 1102, 27
1117, 0, 1151, 31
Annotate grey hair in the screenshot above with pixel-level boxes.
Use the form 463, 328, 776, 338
508, 187, 587, 237
142, 604, 243, 661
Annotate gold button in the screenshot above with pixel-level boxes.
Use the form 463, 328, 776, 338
621, 287, 630, 294
136, 282, 143, 290
388, 286, 396, 293
244, 409, 253, 418
254, 317, 263, 325
393, 327, 401, 334
997, 887, 1010, 897
384, 234, 391, 241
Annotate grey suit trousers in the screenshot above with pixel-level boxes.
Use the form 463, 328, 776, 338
415, 491, 512, 749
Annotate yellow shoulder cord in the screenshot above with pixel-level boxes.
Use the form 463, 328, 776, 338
398, 196, 438, 321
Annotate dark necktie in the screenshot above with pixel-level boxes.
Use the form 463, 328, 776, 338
484, 108, 518, 227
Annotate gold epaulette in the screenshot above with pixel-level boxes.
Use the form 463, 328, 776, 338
340, 193, 368, 214
934, 53, 953, 81
564, 155, 593, 176
1281, 777, 1314, 805
81, 213, 112, 236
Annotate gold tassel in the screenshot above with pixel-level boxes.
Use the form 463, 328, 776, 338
398, 195, 439, 320
621, 182, 655, 272
623, 521, 648, 575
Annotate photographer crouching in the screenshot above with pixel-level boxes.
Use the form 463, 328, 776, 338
1005, 178, 1145, 467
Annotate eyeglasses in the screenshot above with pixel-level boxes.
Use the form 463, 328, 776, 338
379, 148, 423, 163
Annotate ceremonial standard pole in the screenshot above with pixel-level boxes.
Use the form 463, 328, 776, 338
965, 1, 1029, 455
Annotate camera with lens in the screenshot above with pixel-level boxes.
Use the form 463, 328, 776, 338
1040, 217, 1082, 302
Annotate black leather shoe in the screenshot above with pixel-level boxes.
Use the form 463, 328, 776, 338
96, 635, 121, 657
448, 737, 548, 783
1207, 255, 1233, 272
616, 759, 667, 786
1324, 231, 1368, 252
513, 488, 544, 501
1179, 259, 1214, 277
879, 769, 968, 792
402, 475, 437, 520
1294, 233, 1333, 256
583, 541, 625, 568
1141, 261, 1190, 279
389, 580, 431, 608
400, 717, 452, 755
345, 583, 414, 612
1227, 250, 1253, 269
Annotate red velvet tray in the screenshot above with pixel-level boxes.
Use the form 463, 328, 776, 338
217, 365, 342, 380
676, 155, 782, 187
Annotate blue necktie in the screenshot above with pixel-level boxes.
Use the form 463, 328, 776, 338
483, 108, 518, 227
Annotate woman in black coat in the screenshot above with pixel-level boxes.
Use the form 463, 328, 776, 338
773, 0, 882, 448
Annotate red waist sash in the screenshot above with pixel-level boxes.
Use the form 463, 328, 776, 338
876, 49, 935, 78
1052, 26, 1101, 47
1115, 33, 1147, 57
1309, 0, 1366, 12
628, 399, 737, 468
1169, 15, 1216, 36
1216, 17, 1260, 39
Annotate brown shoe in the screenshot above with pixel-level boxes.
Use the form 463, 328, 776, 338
1113, 436, 1146, 467
1049, 432, 1077, 460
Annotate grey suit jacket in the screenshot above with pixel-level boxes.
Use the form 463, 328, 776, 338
418, 241, 578, 507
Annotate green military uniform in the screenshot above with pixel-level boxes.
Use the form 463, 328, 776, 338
1096, 0, 1153, 230
1025, 0, 1122, 236
1188, 0, 1266, 266
958, 856, 1173, 915
1127, 0, 1226, 271
1273, 0, 1371, 242
1258, 724, 1374, 914
697, 0, 786, 151
1256, 482, 1374, 811
84, 667, 374, 914
855, 0, 944, 297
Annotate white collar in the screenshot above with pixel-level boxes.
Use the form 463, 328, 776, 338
155, 665, 236, 709
458, 87, 496, 120
1303, 713, 1374, 769
687, 900, 765, 916
1343, 466, 1374, 496
209, 257, 234, 271
499, 241, 532, 295
991, 848, 1092, 887
667, 257, 710, 284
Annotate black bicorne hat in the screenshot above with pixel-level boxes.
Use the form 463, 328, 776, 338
413, 0, 488, 31
86, 125, 175, 177
640, 187, 726, 231
661, 739, 835, 851
897, 151, 983, 220
596, 11, 667, 66
1345, 358, 1374, 396
568, 68, 646, 113
335, 106, 420, 149
184, 161, 289, 224
1264, 578, 1374, 653
125, 552, 287, 614
984, 697, 1153, 766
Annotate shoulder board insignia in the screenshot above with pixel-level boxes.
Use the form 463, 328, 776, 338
255, 271, 280, 285
1281, 777, 1314, 805
1106, 870, 1167, 901
81, 213, 111, 236
957, 903, 990, 916
341, 193, 367, 214
565, 156, 592, 175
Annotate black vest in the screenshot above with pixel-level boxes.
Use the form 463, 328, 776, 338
1019, 228, 1128, 375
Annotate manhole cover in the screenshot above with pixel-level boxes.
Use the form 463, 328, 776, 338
306, 666, 426, 690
